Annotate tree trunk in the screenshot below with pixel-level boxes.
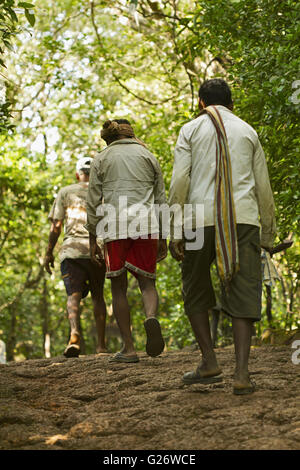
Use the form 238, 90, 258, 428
44, 333, 51, 358
6, 304, 17, 361
40, 277, 51, 358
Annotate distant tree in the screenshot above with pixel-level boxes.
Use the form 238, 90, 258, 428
0, 1, 35, 133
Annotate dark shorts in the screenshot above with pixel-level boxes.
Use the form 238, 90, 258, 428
61, 258, 106, 298
181, 224, 262, 321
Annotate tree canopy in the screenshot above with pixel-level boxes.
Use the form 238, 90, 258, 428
0, 0, 299, 361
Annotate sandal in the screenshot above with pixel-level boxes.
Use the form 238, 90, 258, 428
182, 367, 223, 385
64, 334, 80, 358
233, 379, 256, 395
144, 317, 165, 357
108, 352, 140, 363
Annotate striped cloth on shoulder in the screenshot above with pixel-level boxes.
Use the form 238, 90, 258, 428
199, 105, 239, 286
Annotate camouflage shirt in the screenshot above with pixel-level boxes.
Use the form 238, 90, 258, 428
49, 182, 90, 262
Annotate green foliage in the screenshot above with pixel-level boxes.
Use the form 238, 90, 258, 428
0, 0, 299, 360
0, 0, 35, 134
193, 0, 300, 236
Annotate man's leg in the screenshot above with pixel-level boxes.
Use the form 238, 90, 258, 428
110, 271, 137, 357
90, 264, 107, 353
65, 291, 82, 357
67, 291, 82, 337
221, 225, 261, 393
211, 307, 221, 348
91, 292, 107, 353
188, 312, 221, 376
181, 227, 222, 383
137, 275, 158, 319
137, 274, 164, 357
232, 317, 253, 390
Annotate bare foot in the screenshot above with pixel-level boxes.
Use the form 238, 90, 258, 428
118, 347, 138, 358
233, 370, 255, 394
96, 346, 108, 354
197, 352, 222, 377
233, 370, 251, 387
183, 355, 223, 384
197, 363, 222, 378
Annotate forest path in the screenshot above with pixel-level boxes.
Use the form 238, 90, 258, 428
0, 345, 299, 450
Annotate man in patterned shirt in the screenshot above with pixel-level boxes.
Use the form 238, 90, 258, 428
44, 157, 107, 357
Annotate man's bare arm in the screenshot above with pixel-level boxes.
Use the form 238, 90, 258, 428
44, 220, 63, 274
89, 232, 104, 268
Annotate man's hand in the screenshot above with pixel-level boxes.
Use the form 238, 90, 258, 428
44, 220, 62, 274
44, 252, 55, 275
262, 239, 293, 257
90, 233, 104, 268
157, 239, 168, 262
169, 240, 184, 262
261, 245, 272, 252
261, 245, 274, 258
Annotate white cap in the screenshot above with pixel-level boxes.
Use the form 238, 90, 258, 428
76, 156, 92, 172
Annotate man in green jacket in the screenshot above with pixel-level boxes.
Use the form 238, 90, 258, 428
86, 119, 167, 363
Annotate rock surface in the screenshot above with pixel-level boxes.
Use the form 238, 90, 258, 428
0, 345, 299, 450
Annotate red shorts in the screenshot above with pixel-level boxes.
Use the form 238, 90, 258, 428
104, 236, 158, 279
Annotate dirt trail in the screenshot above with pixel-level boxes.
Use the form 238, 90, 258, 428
0, 345, 299, 450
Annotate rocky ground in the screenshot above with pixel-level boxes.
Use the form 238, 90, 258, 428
0, 344, 299, 450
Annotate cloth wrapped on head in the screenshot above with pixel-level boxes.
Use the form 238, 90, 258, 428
101, 120, 135, 141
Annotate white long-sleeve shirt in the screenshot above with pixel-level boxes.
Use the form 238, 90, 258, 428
169, 105, 276, 248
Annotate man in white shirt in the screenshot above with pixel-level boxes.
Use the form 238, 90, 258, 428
169, 78, 276, 394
